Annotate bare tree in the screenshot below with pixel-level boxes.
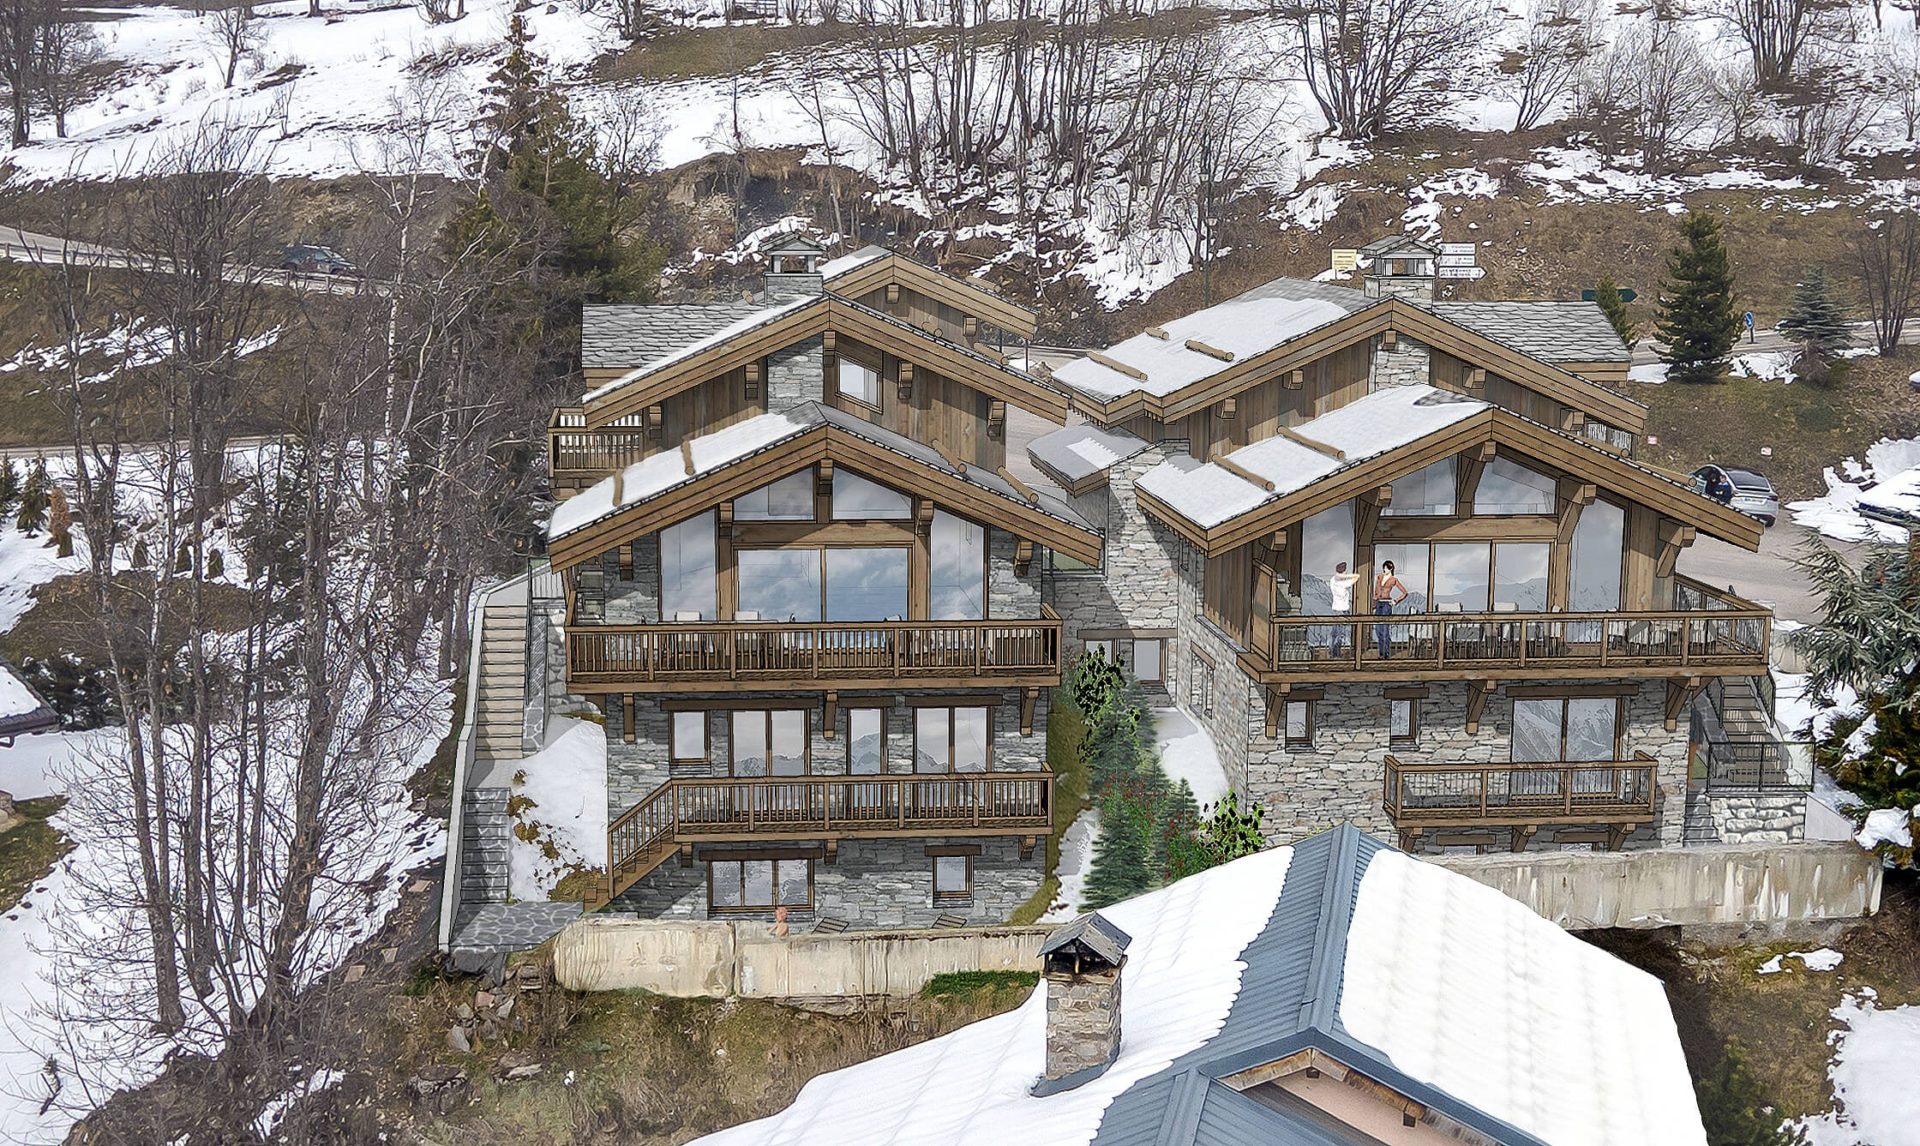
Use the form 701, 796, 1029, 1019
1275, 0, 1492, 139
1724, 0, 1833, 88
1778, 52, 1888, 170
1854, 198, 1920, 354
1875, 20, 1920, 140
1498, 0, 1599, 131
0, 0, 46, 145
1579, 16, 1725, 176
34, 0, 98, 139
207, 0, 262, 88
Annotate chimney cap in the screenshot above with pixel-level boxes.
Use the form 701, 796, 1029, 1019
1358, 234, 1440, 259
1040, 912, 1132, 970
766, 232, 827, 256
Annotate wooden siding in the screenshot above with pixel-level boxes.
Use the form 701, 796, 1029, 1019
832, 333, 1004, 470
822, 253, 1038, 338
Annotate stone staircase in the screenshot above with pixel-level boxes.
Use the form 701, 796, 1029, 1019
1682, 788, 1721, 845
459, 785, 513, 903
475, 604, 529, 762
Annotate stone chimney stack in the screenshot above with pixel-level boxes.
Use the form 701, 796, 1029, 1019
764, 234, 826, 299
1031, 912, 1133, 1097
1359, 235, 1439, 304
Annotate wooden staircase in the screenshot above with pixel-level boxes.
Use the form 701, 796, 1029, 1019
584, 783, 677, 910
475, 604, 529, 761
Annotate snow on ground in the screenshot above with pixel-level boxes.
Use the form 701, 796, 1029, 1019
507, 716, 609, 902
1153, 707, 1228, 806
1758, 949, 1844, 975
1856, 806, 1915, 851
1790, 437, 1920, 543
0, 729, 121, 799
1797, 989, 1920, 1146
1730, 350, 1795, 382
1627, 362, 1668, 384
1041, 807, 1099, 923
0, 521, 85, 636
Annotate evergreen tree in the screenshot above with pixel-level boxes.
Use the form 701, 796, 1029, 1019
15, 461, 47, 536
1594, 275, 1637, 347
0, 460, 18, 520
1085, 782, 1156, 909
1656, 212, 1742, 384
1776, 267, 1852, 386
47, 486, 73, 558
206, 548, 225, 579
1696, 1040, 1806, 1146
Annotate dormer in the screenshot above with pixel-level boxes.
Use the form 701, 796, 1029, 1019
1360, 235, 1439, 302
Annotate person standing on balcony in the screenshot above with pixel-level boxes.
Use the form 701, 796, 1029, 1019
1328, 562, 1360, 658
1373, 561, 1408, 659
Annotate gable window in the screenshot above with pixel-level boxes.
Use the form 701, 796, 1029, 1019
1382, 457, 1455, 517
1285, 700, 1315, 748
671, 711, 708, 763
848, 708, 886, 774
1374, 542, 1551, 614
929, 511, 986, 620
831, 469, 911, 520
735, 472, 815, 521
709, 858, 812, 912
660, 512, 717, 621
914, 706, 990, 772
929, 848, 976, 905
1473, 458, 1557, 516
838, 357, 881, 409
732, 709, 810, 776
1512, 697, 1620, 762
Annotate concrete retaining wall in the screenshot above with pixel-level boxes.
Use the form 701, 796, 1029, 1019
1432, 841, 1882, 931
553, 917, 1051, 997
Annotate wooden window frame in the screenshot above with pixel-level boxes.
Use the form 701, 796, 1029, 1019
707, 856, 815, 914
1389, 697, 1420, 747
670, 710, 709, 763
729, 708, 813, 776
1509, 695, 1625, 763
912, 704, 995, 773
1284, 699, 1315, 748
834, 345, 884, 414
847, 707, 887, 774
926, 844, 979, 905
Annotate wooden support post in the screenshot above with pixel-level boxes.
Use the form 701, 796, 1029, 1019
1465, 679, 1492, 735
1284, 368, 1305, 390
619, 540, 634, 580
963, 315, 979, 339
1562, 409, 1587, 434
1014, 539, 1035, 577
1665, 675, 1703, 732
1509, 824, 1537, 853
1457, 441, 1496, 507
745, 361, 762, 400
1263, 684, 1290, 740
1020, 835, 1038, 861
1606, 824, 1633, 852
825, 839, 839, 864
988, 399, 1007, 440
1465, 367, 1487, 391
1218, 396, 1238, 419
885, 283, 900, 306
1381, 330, 1398, 350
646, 403, 665, 442
1020, 687, 1039, 736
1355, 485, 1393, 540
897, 361, 915, 402
679, 842, 694, 866
816, 459, 835, 521
821, 331, 837, 388
823, 691, 838, 739
623, 694, 636, 744
1654, 520, 1696, 579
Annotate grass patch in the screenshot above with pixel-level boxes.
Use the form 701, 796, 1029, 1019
1009, 698, 1090, 925
920, 970, 1039, 1000
600, 23, 861, 82
0, 797, 72, 914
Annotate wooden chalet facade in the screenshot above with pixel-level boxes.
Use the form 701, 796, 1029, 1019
543, 237, 1088, 927
1032, 247, 1801, 854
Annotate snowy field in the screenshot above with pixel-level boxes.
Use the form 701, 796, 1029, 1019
1790, 436, 1920, 543
1797, 990, 1920, 1146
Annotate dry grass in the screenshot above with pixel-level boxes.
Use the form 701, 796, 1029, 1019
0, 798, 71, 915
1009, 698, 1090, 924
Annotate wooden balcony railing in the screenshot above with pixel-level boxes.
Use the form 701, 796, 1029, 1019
1383, 754, 1658, 834
568, 608, 1063, 691
1258, 578, 1769, 681
589, 771, 1053, 908
549, 406, 650, 489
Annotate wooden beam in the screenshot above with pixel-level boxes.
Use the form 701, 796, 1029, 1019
680, 438, 696, 477
823, 691, 838, 739
1214, 454, 1276, 492
1020, 687, 1039, 736
1263, 684, 1289, 740
1563, 409, 1587, 434
1380, 330, 1398, 349
1186, 338, 1235, 362
1465, 679, 1493, 735
1014, 539, 1035, 577
816, 458, 834, 496
988, 399, 1007, 440
1284, 368, 1305, 390
1666, 676, 1703, 732
1218, 396, 1238, 420
623, 694, 636, 744
1456, 440, 1496, 506
1465, 366, 1488, 390
1274, 424, 1345, 460
646, 403, 664, 442
897, 361, 914, 401
932, 439, 969, 476
1087, 350, 1148, 382
963, 315, 978, 339
745, 361, 762, 400
1355, 485, 1393, 540
1145, 325, 1170, 340
1655, 520, 1696, 578
998, 467, 1039, 505
885, 283, 899, 306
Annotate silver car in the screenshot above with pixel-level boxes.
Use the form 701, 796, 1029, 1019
1692, 464, 1780, 527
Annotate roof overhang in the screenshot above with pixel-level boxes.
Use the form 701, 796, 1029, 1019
823, 250, 1038, 338
1063, 298, 1649, 434
1139, 408, 1762, 557
582, 296, 1067, 429
547, 417, 1103, 569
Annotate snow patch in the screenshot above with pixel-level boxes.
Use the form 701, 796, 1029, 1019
507, 718, 610, 902
1789, 437, 1920, 543
1797, 989, 1920, 1146
1153, 707, 1228, 806
1856, 806, 1915, 851
1041, 807, 1099, 924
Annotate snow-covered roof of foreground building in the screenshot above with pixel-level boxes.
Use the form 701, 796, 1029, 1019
1858, 466, 1920, 527
1136, 384, 1485, 528
692, 824, 1706, 1146
1027, 422, 1154, 493
0, 657, 56, 741
1052, 278, 1369, 401
817, 244, 890, 281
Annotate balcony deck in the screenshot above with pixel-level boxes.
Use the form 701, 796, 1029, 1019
1383, 754, 1657, 852
589, 771, 1053, 908
567, 608, 1063, 693
549, 406, 647, 493
1243, 577, 1770, 684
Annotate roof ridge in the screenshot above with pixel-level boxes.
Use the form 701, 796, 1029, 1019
1299, 823, 1364, 1034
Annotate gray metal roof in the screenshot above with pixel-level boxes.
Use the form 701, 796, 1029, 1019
581, 301, 787, 371
1027, 423, 1153, 488
1089, 825, 1551, 1146
1040, 912, 1133, 964
1428, 301, 1631, 364
1359, 235, 1438, 257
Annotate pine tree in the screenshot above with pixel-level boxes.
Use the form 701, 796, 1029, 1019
1656, 212, 1743, 385
1696, 1040, 1807, 1146
206, 548, 225, 579
1776, 267, 1852, 386
47, 486, 73, 558
15, 461, 47, 536
1085, 783, 1156, 909
1594, 275, 1637, 347
0, 461, 18, 520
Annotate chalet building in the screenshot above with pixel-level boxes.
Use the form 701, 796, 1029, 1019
1029, 235, 1802, 854
540, 235, 1097, 928
513, 232, 1801, 942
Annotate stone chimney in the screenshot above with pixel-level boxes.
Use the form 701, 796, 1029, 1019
1359, 235, 1439, 303
763, 234, 826, 299
1031, 912, 1132, 1097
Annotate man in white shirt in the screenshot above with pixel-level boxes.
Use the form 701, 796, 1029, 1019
1327, 562, 1360, 657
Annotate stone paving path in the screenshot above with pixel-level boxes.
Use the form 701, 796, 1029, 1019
451, 902, 582, 953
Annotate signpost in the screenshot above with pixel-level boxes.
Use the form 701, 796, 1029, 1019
1744, 310, 1756, 343
1436, 242, 1483, 280
1438, 265, 1487, 279
1581, 287, 1638, 303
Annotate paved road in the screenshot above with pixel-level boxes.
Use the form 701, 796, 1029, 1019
1674, 521, 1850, 627
1629, 319, 1909, 366
0, 226, 388, 297
0, 433, 283, 464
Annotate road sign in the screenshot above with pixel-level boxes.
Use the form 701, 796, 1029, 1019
1330, 249, 1358, 271
1437, 253, 1477, 269
1581, 287, 1637, 303
1437, 265, 1487, 280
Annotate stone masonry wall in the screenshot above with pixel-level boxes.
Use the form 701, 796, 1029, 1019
1709, 792, 1808, 845
1369, 335, 1431, 390
766, 336, 825, 412
1043, 967, 1122, 1083
601, 534, 661, 625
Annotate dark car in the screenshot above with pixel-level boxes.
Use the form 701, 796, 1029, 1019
1691, 464, 1781, 527
280, 244, 360, 276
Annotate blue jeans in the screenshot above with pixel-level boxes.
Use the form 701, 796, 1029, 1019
1374, 601, 1395, 658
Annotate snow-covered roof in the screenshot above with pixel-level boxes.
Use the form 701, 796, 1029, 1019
546, 403, 1099, 545
1859, 466, 1920, 526
693, 825, 1705, 1146
1027, 423, 1153, 490
1052, 278, 1369, 402
582, 294, 821, 399
1136, 385, 1486, 529
1429, 301, 1630, 364
818, 244, 890, 281
0, 658, 56, 738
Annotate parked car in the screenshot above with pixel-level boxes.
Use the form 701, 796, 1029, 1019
280, 244, 360, 276
1691, 464, 1780, 526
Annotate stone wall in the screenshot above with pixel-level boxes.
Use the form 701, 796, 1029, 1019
988, 526, 1043, 616
1369, 334, 1431, 390
1041, 966, 1122, 1086
1048, 445, 1188, 655
1709, 792, 1809, 845
766, 335, 825, 411
600, 535, 661, 625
